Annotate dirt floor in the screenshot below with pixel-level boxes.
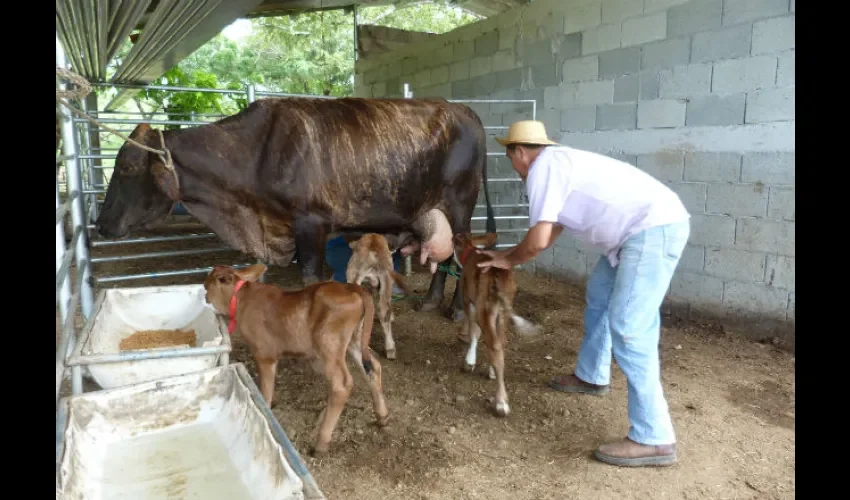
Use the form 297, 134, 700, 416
58, 219, 796, 500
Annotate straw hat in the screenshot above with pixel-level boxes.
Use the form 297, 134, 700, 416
495, 120, 560, 146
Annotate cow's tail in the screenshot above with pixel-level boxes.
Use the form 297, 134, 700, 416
357, 285, 377, 374
481, 137, 497, 246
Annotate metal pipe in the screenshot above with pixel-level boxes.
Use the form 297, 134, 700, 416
94, 263, 255, 283
56, 175, 71, 324
58, 37, 95, 319
470, 215, 528, 221
254, 91, 336, 99
487, 178, 523, 182
91, 233, 218, 247
90, 246, 234, 264
246, 84, 266, 283
67, 345, 232, 366
448, 99, 537, 103
55, 282, 79, 404
72, 117, 210, 127
55, 223, 81, 302
475, 203, 528, 209
92, 82, 245, 94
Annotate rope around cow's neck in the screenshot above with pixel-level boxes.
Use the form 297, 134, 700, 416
55, 67, 176, 180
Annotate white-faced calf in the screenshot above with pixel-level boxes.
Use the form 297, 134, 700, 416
452, 233, 541, 417
346, 233, 410, 360
203, 263, 390, 456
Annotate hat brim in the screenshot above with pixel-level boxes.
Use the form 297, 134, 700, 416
495, 136, 560, 146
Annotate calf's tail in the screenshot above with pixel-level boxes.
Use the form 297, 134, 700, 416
356, 286, 377, 374
494, 276, 541, 337
389, 270, 411, 295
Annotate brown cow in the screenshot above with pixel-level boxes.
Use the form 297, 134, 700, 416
203, 263, 390, 456
452, 232, 541, 417
346, 233, 411, 360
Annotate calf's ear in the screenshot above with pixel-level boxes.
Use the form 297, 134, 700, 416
235, 263, 268, 282
152, 160, 180, 201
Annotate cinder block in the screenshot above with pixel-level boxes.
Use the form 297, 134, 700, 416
596, 102, 637, 130
538, 13, 567, 40
712, 56, 777, 93
735, 218, 795, 256
430, 65, 449, 85
622, 12, 668, 47
659, 63, 713, 98
562, 106, 598, 132
602, 0, 644, 24
434, 44, 454, 67
752, 15, 795, 55
560, 82, 579, 108
598, 47, 642, 79
689, 214, 736, 246
385, 61, 403, 79
776, 50, 795, 86
499, 26, 517, 51
563, 55, 599, 83
492, 49, 518, 72
371, 81, 387, 97
614, 72, 660, 101
494, 69, 523, 93
684, 152, 743, 183
706, 183, 768, 217
746, 86, 795, 123
767, 186, 794, 221
554, 33, 583, 62
532, 64, 561, 88
469, 56, 493, 78
669, 181, 707, 213
469, 74, 496, 96
543, 85, 562, 109
535, 246, 556, 270
401, 57, 418, 76
723, 281, 788, 317
705, 248, 767, 282
791, 0, 795, 12
641, 37, 691, 71
691, 24, 752, 64
638, 99, 686, 128
667, 0, 723, 36
637, 151, 685, 181
384, 77, 400, 96
454, 40, 475, 61
609, 153, 638, 165
452, 79, 472, 98
474, 30, 500, 58
581, 23, 622, 55
679, 244, 706, 271
766, 255, 794, 290
522, 39, 555, 67
741, 152, 795, 185
722, 0, 789, 26
575, 79, 615, 105
413, 69, 431, 88
644, 0, 689, 13
553, 247, 589, 277
537, 109, 562, 134
564, 0, 602, 34
670, 271, 724, 304
686, 93, 746, 126
450, 60, 470, 81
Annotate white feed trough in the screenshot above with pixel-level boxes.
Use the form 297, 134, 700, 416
70, 284, 231, 390
55, 363, 326, 500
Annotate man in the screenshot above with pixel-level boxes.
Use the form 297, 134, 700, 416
477, 120, 690, 468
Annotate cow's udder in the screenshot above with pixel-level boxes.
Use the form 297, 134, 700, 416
415, 209, 453, 272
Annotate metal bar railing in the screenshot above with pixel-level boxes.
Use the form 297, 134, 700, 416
90, 233, 218, 247
94, 263, 254, 284
55, 226, 82, 301
90, 246, 234, 264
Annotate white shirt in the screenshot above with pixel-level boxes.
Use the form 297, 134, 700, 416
525, 145, 690, 267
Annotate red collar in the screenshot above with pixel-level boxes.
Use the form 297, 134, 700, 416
459, 245, 475, 267
228, 280, 247, 334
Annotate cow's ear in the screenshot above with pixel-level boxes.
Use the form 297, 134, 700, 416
152, 161, 180, 201
235, 263, 268, 282
129, 123, 151, 141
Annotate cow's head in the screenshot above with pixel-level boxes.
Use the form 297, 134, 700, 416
95, 123, 179, 238
203, 263, 268, 316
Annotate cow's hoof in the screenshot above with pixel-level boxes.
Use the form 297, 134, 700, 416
463, 362, 475, 373
417, 299, 440, 312
310, 444, 330, 458
446, 308, 465, 322
385, 348, 396, 360
375, 413, 391, 427
494, 402, 510, 417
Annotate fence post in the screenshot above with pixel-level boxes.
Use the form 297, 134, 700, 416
402, 82, 414, 276
57, 36, 95, 321
245, 83, 268, 283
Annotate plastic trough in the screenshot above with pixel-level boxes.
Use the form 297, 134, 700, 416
55, 362, 326, 500
69, 284, 231, 390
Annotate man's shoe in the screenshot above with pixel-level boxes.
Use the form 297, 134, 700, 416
594, 437, 677, 467
548, 373, 610, 396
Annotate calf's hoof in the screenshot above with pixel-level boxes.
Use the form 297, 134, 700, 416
416, 299, 440, 312
488, 366, 496, 380
494, 401, 510, 417
310, 444, 330, 458
445, 307, 464, 322
375, 413, 391, 427
385, 348, 397, 360
463, 362, 475, 373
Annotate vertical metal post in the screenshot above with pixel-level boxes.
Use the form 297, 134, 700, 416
80, 95, 98, 223
353, 5, 359, 62
56, 175, 71, 324
402, 82, 413, 275
57, 35, 95, 321
245, 84, 267, 283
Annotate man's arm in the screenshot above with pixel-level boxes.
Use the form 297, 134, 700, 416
478, 222, 563, 271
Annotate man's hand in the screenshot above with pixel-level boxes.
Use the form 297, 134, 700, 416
475, 249, 513, 273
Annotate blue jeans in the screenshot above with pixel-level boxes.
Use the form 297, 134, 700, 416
575, 220, 690, 445
325, 236, 403, 283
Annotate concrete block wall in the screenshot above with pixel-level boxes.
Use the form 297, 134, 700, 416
354, 0, 795, 344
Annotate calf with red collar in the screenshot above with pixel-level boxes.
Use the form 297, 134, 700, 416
203, 263, 390, 456
452, 232, 541, 417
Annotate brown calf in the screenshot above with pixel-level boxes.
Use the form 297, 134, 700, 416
452, 233, 541, 417
346, 233, 410, 360
203, 263, 390, 456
